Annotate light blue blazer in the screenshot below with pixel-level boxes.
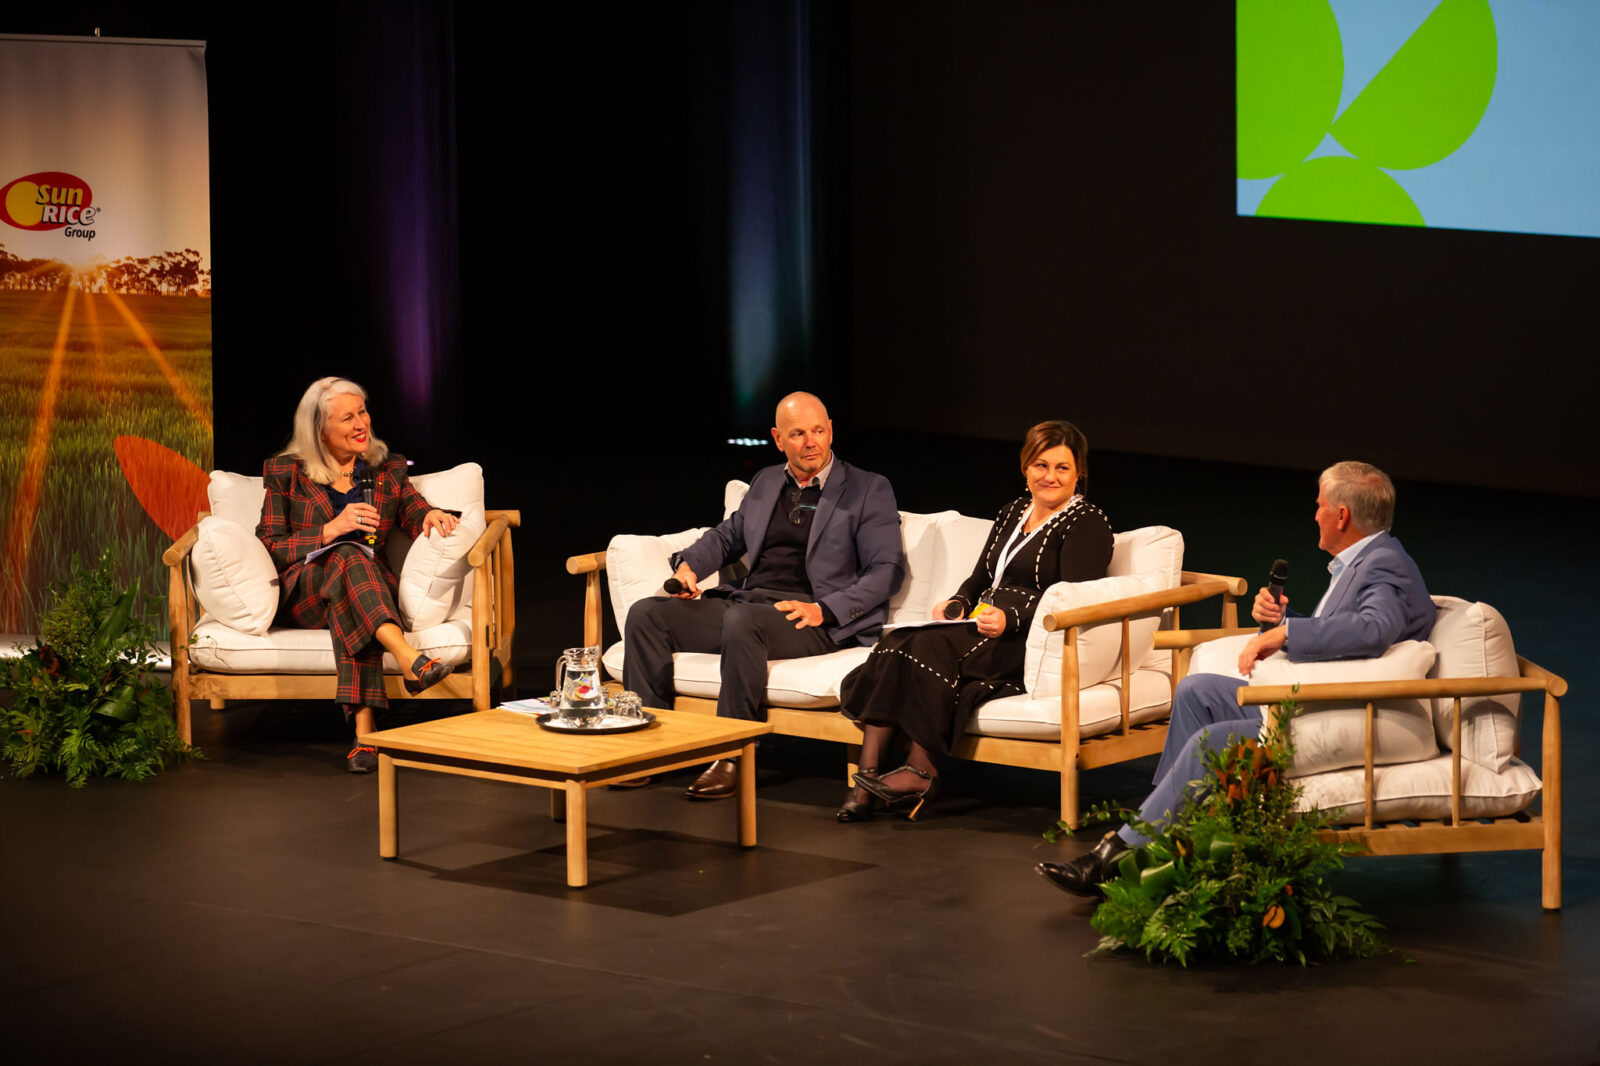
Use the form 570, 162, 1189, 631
1285, 531, 1436, 663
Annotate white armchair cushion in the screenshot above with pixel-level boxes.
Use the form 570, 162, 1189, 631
398, 503, 486, 629
606, 528, 709, 638
1024, 573, 1169, 698
1109, 525, 1183, 586
1427, 597, 1520, 772
932, 513, 994, 596
968, 667, 1173, 739
1249, 640, 1439, 777
723, 479, 749, 519
1293, 754, 1541, 824
190, 516, 280, 635
190, 613, 472, 673
889, 511, 957, 625
207, 470, 267, 529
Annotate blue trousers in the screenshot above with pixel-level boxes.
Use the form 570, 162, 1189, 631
1118, 673, 1262, 847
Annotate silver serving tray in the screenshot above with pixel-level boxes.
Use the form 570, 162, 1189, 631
535, 710, 656, 735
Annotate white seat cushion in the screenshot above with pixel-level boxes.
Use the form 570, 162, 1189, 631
190, 516, 280, 636
1427, 596, 1520, 772
967, 667, 1173, 740
671, 646, 872, 708
1024, 572, 1170, 697
1293, 754, 1541, 824
1248, 640, 1440, 777
190, 609, 472, 674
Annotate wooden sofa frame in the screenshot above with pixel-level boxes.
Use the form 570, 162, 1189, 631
1234, 665, 1567, 910
164, 509, 521, 745
566, 548, 1246, 824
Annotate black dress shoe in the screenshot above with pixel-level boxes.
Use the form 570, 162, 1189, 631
684, 759, 739, 800
1037, 830, 1132, 897
836, 768, 878, 823
346, 745, 378, 773
403, 654, 452, 695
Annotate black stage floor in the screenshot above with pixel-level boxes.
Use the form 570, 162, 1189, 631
6, 445, 1599, 1063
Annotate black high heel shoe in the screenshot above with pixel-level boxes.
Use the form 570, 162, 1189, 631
853, 764, 939, 820
836, 767, 878, 823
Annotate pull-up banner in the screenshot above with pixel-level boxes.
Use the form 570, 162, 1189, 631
0, 35, 211, 635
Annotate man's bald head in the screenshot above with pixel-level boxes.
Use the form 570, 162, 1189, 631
772, 392, 834, 482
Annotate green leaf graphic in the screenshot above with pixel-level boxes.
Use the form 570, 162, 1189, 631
1331, 0, 1497, 170
1236, 0, 1345, 179
1256, 156, 1425, 228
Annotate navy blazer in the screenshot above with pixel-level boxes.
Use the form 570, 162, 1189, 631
676, 460, 906, 646
1285, 531, 1436, 662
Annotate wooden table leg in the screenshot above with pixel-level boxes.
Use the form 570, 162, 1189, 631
565, 780, 588, 888
550, 789, 565, 822
378, 753, 398, 859
738, 741, 757, 848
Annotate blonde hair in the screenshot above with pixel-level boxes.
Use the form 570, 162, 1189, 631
279, 376, 390, 484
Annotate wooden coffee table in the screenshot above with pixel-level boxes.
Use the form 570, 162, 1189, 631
359, 708, 771, 887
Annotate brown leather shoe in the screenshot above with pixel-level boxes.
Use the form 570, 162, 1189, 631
607, 776, 652, 789
684, 759, 739, 800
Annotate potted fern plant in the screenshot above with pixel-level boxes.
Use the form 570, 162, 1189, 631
1, 551, 199, 786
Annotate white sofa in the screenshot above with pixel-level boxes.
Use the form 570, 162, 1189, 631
567, 481, 1246, 823
1181, 596, 1566, 909
164, 463, 519, 743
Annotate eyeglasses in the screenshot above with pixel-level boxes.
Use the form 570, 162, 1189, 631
787, 485, 819, 525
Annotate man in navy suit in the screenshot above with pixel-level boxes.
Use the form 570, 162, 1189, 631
1039, 460, 1436, 895
625, 392, 906, 798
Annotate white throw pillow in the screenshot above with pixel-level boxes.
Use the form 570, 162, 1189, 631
1248, 640, 1439, 777
1025, 572, 1168, 699
889, 511, 956, 624
398, 503, 486, 629
1108, 526, 1183, 587
1427, 597, 1520, 772
409, 462, 485, 512
723, 479, 749, 519
606, 528, 710, 637
190, 516, 280, 635
207, 470, 267, 530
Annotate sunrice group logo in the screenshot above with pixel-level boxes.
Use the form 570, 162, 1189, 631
1, 171, 99, 239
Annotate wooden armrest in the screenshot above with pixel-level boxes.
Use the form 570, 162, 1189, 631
1151, 626, 1259, 649
467, 514, 514, 567
1181, 570, 1248, 596
566, 551, 607, 575
163, 523, 202, 567
1041, 577, 1240, 632
1517, 656, 1568, 698
1237, 676, 1554, 706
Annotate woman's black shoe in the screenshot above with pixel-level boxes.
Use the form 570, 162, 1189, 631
853, 764, 939, 821
404, 654, 452, 695
836, 767, 879, 822
1036, 830, 1132, 897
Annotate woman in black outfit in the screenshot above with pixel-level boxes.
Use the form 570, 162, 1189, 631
837, 421, 1112, 820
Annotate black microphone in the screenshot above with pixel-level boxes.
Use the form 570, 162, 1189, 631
1262, 558, 1289, 632
663, 577, 687, 595
357, 469, 377, 546
942, 600, 965, 619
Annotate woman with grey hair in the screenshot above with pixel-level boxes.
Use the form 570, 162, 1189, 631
257, 377, 461, 772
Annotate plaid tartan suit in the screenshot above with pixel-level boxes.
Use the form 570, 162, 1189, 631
257, 454, 436, 710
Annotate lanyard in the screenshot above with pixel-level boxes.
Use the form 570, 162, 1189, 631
991, 498, 1076, 585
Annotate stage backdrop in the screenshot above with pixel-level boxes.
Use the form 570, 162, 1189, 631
0, 34, 212, 634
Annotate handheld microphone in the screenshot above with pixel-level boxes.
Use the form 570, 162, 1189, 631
663, 577, 686, 595
357, 470, 377, 546
1263, 558, 1289, 632
942, 600, 965, 619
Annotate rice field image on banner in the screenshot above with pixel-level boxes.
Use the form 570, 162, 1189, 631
0, 36, 212, 635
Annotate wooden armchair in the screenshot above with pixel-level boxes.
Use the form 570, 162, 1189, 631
164, 508, 519, 745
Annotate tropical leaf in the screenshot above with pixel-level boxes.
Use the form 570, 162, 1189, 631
1236, 0, 1345, 179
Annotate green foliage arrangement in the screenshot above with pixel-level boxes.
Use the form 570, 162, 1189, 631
1, 551, 199, 787
1049, 705, 1386, 966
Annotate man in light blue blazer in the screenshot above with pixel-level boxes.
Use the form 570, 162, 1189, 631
1040, 460, 1435, 895
625, 392, 906, 798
